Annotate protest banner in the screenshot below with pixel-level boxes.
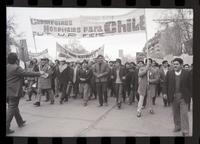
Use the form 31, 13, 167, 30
30, 10, 145, 38
56, 42, 104, 60
28, 49, 51, 60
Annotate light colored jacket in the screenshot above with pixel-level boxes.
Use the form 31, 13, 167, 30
38, 64, 52, 89
93, 62, 110, 83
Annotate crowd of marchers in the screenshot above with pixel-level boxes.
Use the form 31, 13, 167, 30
6, 53, 192, 136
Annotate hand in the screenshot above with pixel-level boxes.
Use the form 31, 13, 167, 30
97, 74, 102, 78
40, 71, 45, 75
122, 76, 126, 79
80, 78, 86, 81
111, 75, 114, 79
130, 84, 133, 88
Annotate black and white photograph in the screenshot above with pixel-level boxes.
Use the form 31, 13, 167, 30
6, 8, 193, 137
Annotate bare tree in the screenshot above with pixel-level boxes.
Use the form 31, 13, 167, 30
65, 38, 88, 54
155, 9, 193, 56
6, 16, 24, 56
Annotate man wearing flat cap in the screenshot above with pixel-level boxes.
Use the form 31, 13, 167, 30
33, 57, 55, 106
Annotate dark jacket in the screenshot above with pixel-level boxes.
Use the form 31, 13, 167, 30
159, 67, 169, 91
163, 69, 191, 104
58, 65, 72, 85
130, 70, 138, 91
7, 64, 40, 98
111, 66, 126, 83
79, 68, 93, 84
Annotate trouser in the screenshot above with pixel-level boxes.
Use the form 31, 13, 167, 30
137, 94, 145, 113
188, 97, 192, 111
28, 88, 37, 100
172, 93, 189, 134
136, 92, 140, 102
27, 81, 37, 100
60, 83, 68, 101
36, 88, 54, 102
137, 89, 154, 113
67, 83, 73, 98
162, 92, 170, 106
90, 81, 97, 98
79, 83, 90, 103
107, 80, 115, 97
143, 94, 147, 107
72, 81, 79, 97
152, 85, 159, 104
96, 82, 108, 105
115, 83, 123, 104
6, 97, 24, 130
54, 77, 60, 96
129, 89, 136, 103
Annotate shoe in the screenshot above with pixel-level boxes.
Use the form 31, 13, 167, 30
26, 99, 31, 101
173, 128, 181, 132
60, 99, 63, 104
64, 99, 68, 102
97, 104, 103, 107
6, 129, 15, 134
182, 132, 189, 136
84, 102, 87, 107
45, 99, 49, 102
149, 109, 154, 114
33, 102, 40, 107
104, 103, 108, 106
137, 112, 141, 118
19, 121, 26, 128
141, 106, 145, 109
50, 100, 54, 105
118, 103, 121, 109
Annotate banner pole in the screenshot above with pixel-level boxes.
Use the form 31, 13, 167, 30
29, 17, 37, 53
33, 35, 37, 53
144, 9, 149, 86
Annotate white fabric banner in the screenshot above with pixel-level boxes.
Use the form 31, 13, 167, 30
56, 42, 104, 59
30, 9, 145, 38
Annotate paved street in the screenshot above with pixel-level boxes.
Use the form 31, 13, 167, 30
7, 95, 192, 137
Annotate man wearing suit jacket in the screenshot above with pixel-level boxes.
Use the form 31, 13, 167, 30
6, 53, 42, 134
163, 58, 192, 136
72, 62, 80, 99
58, 59, 72, 104
159, 60, 170, 107
93, 55, 110, 107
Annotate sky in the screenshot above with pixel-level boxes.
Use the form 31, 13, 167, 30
7, 8, 170, 60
